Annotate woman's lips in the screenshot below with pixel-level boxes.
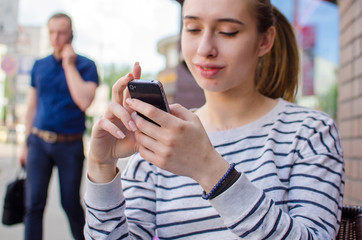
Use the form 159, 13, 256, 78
196, 64, 224, 78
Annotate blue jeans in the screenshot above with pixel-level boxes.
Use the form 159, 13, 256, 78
24, 134, 85, 240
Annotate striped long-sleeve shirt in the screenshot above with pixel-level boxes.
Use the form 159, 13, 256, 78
84, 98, 344, 239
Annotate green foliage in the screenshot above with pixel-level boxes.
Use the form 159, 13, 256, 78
102, 64, 156, 99
317, 82, 338, 120
85, 115, 94, 136
102, 64, 131, 99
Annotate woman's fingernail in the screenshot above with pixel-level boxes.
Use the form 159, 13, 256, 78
126, 98, 133, 105
116, 131, 126, 139
131, 111, 138, 120
127, 73, 133, 78
128, 120, 137, 132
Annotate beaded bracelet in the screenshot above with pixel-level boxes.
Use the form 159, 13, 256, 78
202, 163, 236, 200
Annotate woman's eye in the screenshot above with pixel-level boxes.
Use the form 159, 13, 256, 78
186, 29, 200, 33
220, 31, 239, 37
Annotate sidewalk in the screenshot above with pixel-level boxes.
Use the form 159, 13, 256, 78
0, 140, 130, 240
0, 141, 75, 239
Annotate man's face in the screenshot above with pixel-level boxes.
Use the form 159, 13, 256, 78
48, 17, 72, 53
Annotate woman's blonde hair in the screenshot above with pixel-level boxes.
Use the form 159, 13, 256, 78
252, 1, 300, 102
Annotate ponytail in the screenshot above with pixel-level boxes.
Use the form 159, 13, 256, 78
255, 6, 300, 102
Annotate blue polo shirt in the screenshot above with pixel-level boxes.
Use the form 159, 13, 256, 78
30, 54, 99, 134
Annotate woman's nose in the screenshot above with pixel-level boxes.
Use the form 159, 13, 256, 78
197, 32, 217, 58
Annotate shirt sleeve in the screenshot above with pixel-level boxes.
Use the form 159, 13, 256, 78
30, 60, 39, 88
84, 157, 158, 240
78, 57, 99, 85
84, 171, 131, 239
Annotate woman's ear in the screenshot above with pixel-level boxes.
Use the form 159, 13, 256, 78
258, 26, 276, 57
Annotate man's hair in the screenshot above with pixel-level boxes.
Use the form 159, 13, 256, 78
48, 12, 73, 30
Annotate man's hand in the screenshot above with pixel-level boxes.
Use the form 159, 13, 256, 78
61, 44, 77, 68
19, 145, 27, 167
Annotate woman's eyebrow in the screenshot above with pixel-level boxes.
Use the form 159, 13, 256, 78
183, 15, 199, 21
183, 15, 244, 26
217, 18, 244, 26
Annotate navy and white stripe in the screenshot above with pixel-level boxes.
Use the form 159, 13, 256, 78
84, 98, 344, 239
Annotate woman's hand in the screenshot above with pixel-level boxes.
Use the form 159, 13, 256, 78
87, 63, 141, 183
125, 98, 230, 193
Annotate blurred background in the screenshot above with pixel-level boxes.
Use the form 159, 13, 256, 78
0, 0, 340, 143
2, 0, 361, 239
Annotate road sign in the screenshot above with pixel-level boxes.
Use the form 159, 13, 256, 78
1, 54, 17, 76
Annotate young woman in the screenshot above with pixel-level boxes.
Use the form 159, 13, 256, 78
84, 0, 344, 239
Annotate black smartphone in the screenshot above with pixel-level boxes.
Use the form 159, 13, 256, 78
127, 79, 170, 126
68, 33, 73, 43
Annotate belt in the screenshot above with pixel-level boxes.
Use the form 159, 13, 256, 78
31, 127, 83, 143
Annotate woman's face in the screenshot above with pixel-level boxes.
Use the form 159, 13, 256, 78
181, 0, 267, 94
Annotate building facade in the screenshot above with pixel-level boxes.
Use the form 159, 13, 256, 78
338, 0, 362, 205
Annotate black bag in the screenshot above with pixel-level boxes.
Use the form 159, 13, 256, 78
2, 166, 26, 225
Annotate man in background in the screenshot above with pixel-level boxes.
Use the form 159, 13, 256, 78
19, 12, 99, 240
